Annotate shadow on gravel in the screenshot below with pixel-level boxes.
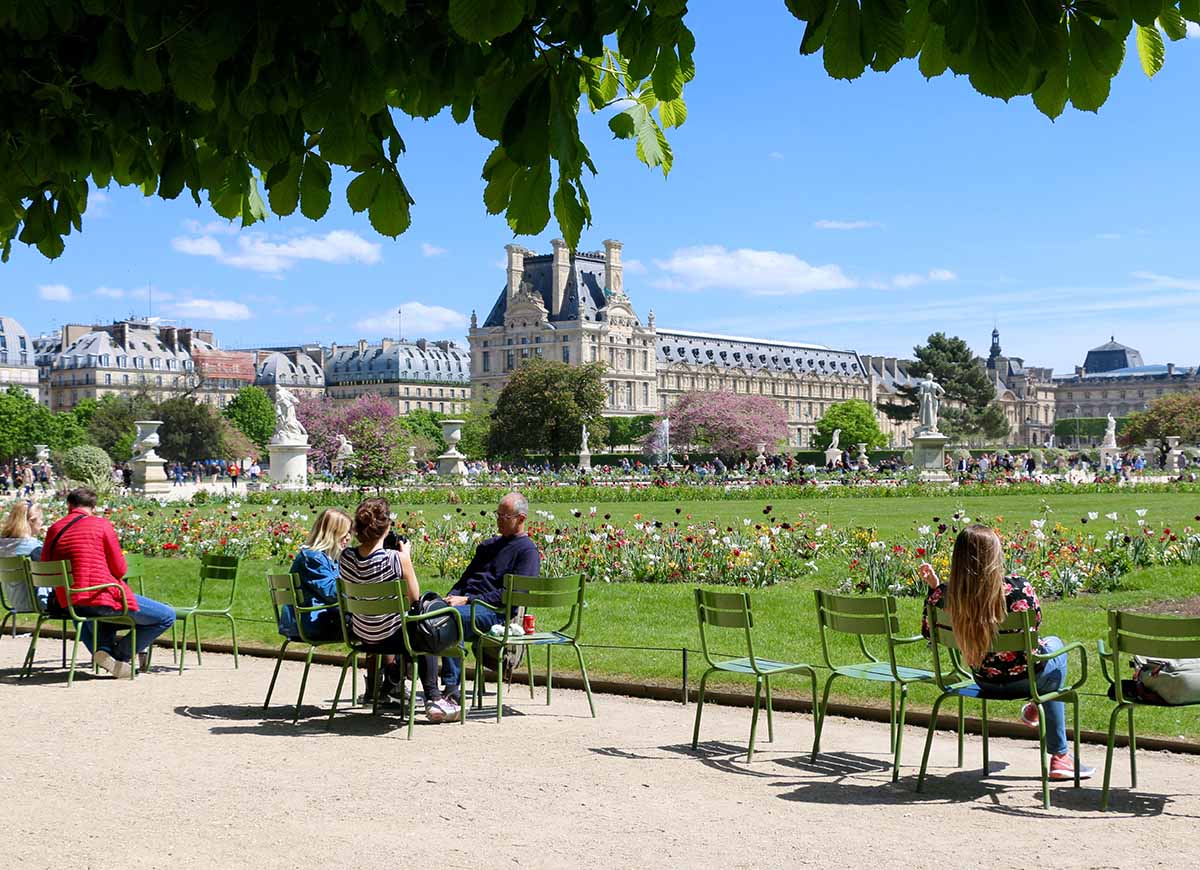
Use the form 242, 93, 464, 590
175, 701, 527, 737
0, 667, 101, 685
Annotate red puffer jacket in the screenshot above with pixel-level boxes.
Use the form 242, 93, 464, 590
42, 509, 138, 612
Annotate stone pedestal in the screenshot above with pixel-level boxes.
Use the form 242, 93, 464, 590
1166, 436, 1184, 472
911, 432, 950, 482
437, 419, 468, 477
407, 444, 418, 469
268, 443, 311, 489
579, 447, 591, 471
131, 420, 171, 494
823, 447, 842, 467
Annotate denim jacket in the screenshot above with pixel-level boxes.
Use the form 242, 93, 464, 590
277, 548, 341, 640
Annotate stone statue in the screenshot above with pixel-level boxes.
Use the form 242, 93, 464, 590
1102, 413, 1118, 448
334, 433, 354, 461
916, 377, 946, 435
270, 387, 308, 445
829, 428, 841, 451
580, 422, 590, 454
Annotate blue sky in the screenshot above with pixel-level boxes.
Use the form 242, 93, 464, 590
3, 7, 1199, 373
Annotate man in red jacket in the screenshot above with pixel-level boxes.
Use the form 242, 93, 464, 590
42, 487, 175, 678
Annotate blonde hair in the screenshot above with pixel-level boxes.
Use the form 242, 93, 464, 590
303, 508, 352, 558
945, 524, 1008, 669
1, 501, 42, 540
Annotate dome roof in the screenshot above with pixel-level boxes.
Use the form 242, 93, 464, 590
1084, 336, 1143, 374
0, 316, 35, 367
256, 351, 325, 387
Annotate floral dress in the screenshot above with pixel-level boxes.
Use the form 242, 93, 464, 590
922, 575, 1047, 684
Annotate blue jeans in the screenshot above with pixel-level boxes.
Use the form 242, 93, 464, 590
440, 604, 505, 690
76, 595, 177, 663
977, 635, 1069, 755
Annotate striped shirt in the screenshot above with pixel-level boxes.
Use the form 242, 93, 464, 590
338, 547, 406, 644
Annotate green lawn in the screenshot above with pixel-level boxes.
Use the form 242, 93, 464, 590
13, 490, 1200, 740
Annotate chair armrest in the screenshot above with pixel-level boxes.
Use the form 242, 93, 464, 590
1031, 640, 1088, 695
1096, 638, 1117, 687
468, 599, 504, 635
891, 635, 926, 646
66, 582, 130, 614
294, 601, 338, 615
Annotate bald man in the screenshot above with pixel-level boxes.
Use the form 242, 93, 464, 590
440, 491, 540, 701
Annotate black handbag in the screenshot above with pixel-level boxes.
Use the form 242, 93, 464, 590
406, 592, 460, 653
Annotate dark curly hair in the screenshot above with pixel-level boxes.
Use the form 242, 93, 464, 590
353, 497, 391, 543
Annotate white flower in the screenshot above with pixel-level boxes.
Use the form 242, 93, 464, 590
722, 536, 732, 546
1088, 512, 1099, 521
918, 525, 931, 535
589, 507, 597, 517
758, 535, 771, 548
1031, 519, 1045, 530
869, 541, 886, 550
457, 530, 470, 544
743, 518, 752, 526
1034, 530, 1046, 541
443, 513, 453, 521
1137, 519, 1146, 527
544, 534, 556, 544
1135, 508, 1148, 517
271, 498, 280, 505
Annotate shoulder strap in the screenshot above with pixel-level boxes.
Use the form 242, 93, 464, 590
46, 513, 91, 559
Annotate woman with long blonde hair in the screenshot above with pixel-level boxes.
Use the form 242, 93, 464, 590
0, 500, 47, 610
278, 508, 353, 641
919, 524, 1093, 781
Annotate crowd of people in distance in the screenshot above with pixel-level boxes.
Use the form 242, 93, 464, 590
0, 461, 54, 497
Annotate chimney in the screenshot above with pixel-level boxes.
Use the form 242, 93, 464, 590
381, 337, 394, 351
1167, 362, 1175, 376
178, 328, 193, 352
358, 339, 368, 354
506, 243, 526, 300
1076, 365, 1085, 377
160, 326, 178, 352
551, 238, 570, 316
417, 338, 428, 351
603, 238, 624, 297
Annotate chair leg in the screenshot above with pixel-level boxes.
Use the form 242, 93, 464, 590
545, 644, 552, 706
170, 620, 179, 664
916, 693, 948, 792
264, 639, 289, 709
458, 656, 468, 726
807, 669, 820, 737
370, 654, 382, 717
691, 669, 712, 749
1035, 703, 1050, 810
226, 613, 239, 669
764, 676, 775, 743
407, 658, 420, 741
811, 672, 839, 759
527, 644, 535, 699
980, 699, 990, 773
293, 645, 316, 725
574, 643, 596, 717
60, 622, 67, 668
176, 615, 189, 675
21, 615, 45, 676
193, 616, 202, 666
496, 648, 506, 723
892, 685, 909, 783
326, 656, 352, 727
129, 625, 137, 679
1127, 706, 1137, 789
67, 629, 82, 688
1101, 703, 1123, 811
956, 695, 965, 768
1072, 697, 1081, 789
0, 611, 11, 637
888, 682, 897, 753
748, 677, 763, 763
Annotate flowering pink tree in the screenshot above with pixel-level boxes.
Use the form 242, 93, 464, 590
297, 395, 398, 471
660, 391, 788, 457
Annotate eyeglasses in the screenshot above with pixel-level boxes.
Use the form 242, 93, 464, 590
496, 512, 522, 521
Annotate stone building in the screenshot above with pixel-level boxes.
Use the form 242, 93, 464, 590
323, 337, 471, 415
1054, 337, 1198, 421
469, 239, 872, 448
982, 327, 1057, 446
0, 315, 39, 401
39, 320, 255, 411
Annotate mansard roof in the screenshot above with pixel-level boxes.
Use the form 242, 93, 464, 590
656, 329, 865, 378
482, 251, 610, 327
0, 315, 35, 368
1083, 337, 1144, 374
255, 351, 325, 388
324, 340, 470, 385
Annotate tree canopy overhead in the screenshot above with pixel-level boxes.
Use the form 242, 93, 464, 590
3, 0, 1195, 261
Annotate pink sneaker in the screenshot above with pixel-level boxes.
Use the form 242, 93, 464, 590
1049, 753, 1095, 781
1020, 703, 1039, 728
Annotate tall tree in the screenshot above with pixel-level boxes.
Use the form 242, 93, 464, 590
398, 408, 448, 454
158, 396, 224, 462
0, 385, 86, 460
606, 415, 656, 451
458, 390, 496, 461
814, 399, 887, 450
4, 2, 1195, 261
879, 332, 1009, 441
85, 392, 157, 461
664, 391, 788, 458
296, 394, 398, 470
488, 359, 607, 463
223, 385, 276, 449
1121, 391, 1200, 447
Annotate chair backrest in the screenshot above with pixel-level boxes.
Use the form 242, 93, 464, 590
1108, 610, 1200, 658
266, 572, 297, 636
29, 559, 79, 617
122, 553, 145, 595
926, 603, 1038, 689
0, 555, 34, 614
813, 589, 903, 671
197, 554, 240, 609
336, 576, 407, 648
694, 588, 755, 667
502, 574, 585, 637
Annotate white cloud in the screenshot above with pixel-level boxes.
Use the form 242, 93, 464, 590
1188, 21, 1199, 37
183, 219, 240, 236
420, 242, 448, 257
95, 286, 124, 298
1131, 270, 1200, 291
355, 302, 468, 337
768, 151, 785, 160
171, 229, 382, 274
624, 258, 648, 275
814, 219, 881, 230
890, 268, 958, 289
891, 273, 926, 289
928, 268, 957, 282
652, 245, 854, 296
162, 298, 253, 321
38, 284, 72, 302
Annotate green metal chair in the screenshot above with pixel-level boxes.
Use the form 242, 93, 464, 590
811, 589, 936, 782
121, 553, 163, 668
328, 577, 466, 739
172, 554, 240, 674
2, 555, 69, 671
470, 574, 595, 723
28, 559, 138, 685
1098, 610, 1200, 810
917, 604, 1088, 809
263, 572, 353, 723
691, 588, 820, 762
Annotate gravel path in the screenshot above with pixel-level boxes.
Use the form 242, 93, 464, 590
3, 634, 1199, 870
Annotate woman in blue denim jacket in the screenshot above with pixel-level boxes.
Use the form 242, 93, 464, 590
0, 501, 46, 610
278, 508, 351, 641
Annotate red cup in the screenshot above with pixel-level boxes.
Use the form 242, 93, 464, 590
522, 614, 536, 635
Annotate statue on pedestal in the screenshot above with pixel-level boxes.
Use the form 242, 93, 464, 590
271, 387, 308, 445
1102, 413, 1118, 449
581, 422, 590, 454
828, 429, 841, 451
916, 377, 946, 435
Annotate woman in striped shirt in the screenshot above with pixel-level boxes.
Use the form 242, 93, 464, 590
339, 498, 459, 723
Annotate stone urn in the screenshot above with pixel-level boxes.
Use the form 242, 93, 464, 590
437, 418, 467, 477
131, 420, 169, 493
33, 444, 50, 462
855, 442, 869, 470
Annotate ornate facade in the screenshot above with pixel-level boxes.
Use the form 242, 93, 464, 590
983, 328, 1057, 446
1054, 337, 1198, 421
0, 315, 39, 401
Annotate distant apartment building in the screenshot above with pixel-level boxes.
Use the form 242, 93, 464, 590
323, 337, 471, 415
0, 315, 39, 401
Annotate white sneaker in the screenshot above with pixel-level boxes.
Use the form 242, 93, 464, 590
111, 658, 134, 679
93, 650, 119, 676
426, 697, 459, 723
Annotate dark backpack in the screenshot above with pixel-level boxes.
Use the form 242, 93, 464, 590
406, 592, 461, 654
